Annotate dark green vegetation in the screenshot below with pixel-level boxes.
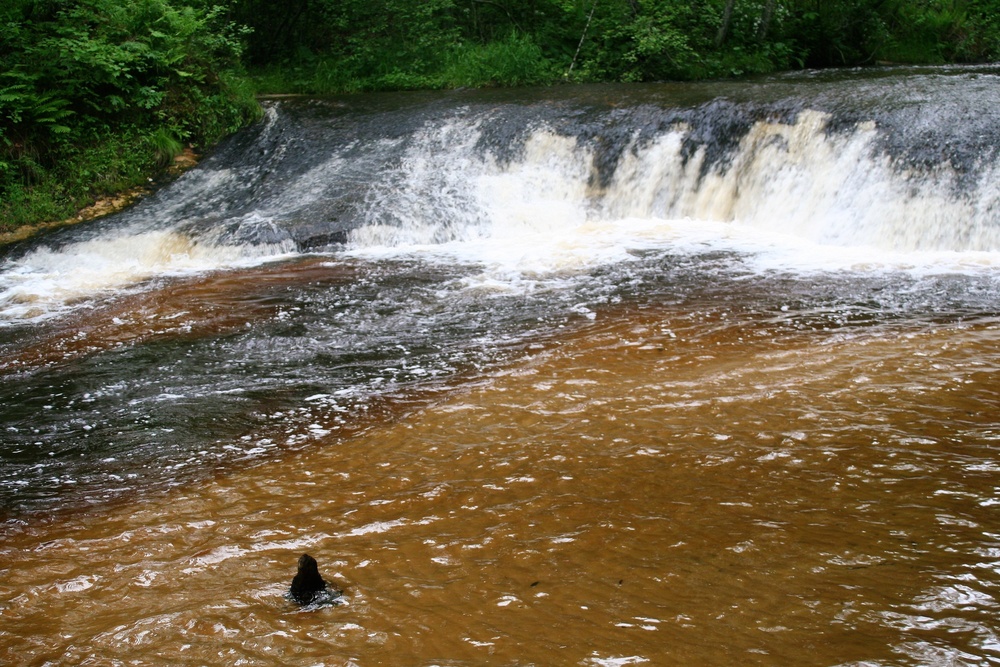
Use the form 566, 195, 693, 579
0, 0, 259, 231
241, 0, 1000, 92
3, 0, 999, 233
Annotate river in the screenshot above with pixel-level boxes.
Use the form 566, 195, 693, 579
1, 66, 999, 665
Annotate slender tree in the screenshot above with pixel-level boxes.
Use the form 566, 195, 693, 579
757, 0, 777, 41
716, 0, 736, 46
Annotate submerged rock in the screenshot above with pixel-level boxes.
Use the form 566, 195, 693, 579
289, 553, 341, 606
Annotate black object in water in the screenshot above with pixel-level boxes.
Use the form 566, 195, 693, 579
289, 553, 339, 606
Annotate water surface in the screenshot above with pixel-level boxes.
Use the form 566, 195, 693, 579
1, 68, 999, 665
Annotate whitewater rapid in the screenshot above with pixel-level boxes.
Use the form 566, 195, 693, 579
1, 68, 999, 323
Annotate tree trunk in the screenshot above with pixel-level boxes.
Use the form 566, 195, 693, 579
715, 0, 736, 47
757, 0, 777, 41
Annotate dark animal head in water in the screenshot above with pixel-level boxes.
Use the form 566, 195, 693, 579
289, 553, 328, 604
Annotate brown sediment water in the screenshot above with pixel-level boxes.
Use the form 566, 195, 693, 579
1, 303, 997, 666
0, 257, 357, 374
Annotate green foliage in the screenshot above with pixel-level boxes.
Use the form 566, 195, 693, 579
962, 0, 1000, 60
235, 0, 464, 92
443, 33, 557, 87
878, 0, 1000, 63
0, 0, 260, 231
610, 8, 703, 81
150, 127, 184, 166
0, 125, 167, 231
236, 0, 1000, 93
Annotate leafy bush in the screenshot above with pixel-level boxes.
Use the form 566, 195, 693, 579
444, 33, 556, 88
239, 0, 1000, 93
0, 0, 260, 231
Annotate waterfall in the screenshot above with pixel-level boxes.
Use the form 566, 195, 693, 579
1, 67, 999, 322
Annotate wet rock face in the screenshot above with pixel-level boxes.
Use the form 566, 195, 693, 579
289, 553, 328, 605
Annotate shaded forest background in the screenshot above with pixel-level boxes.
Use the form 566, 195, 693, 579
3, 0, 1000, 230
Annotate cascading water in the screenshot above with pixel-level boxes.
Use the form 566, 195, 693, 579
2, 66, 998, 324
1, 67, 999, 667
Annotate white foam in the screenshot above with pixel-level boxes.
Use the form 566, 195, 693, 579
345, 116, 1000, 285
191, 545, 248, 566
5, 108, 1000, 324
346, 519, 408, 537
603, 110, 1000, 253
349, 211, 1000, 292
55, 575, 99, 593
0, 229, 293, 324
585, 655, 650, 666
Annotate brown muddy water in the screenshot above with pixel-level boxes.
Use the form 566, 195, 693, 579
2, 71, 1000, 665
2, 288, 999, 666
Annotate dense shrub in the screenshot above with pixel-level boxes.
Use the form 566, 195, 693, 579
0, 0, 260, 230
237, 1, 1000, 94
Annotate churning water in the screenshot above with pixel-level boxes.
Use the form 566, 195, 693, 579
1, 66, 999, 665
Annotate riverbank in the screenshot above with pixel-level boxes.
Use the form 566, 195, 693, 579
0, 148, 200, 249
